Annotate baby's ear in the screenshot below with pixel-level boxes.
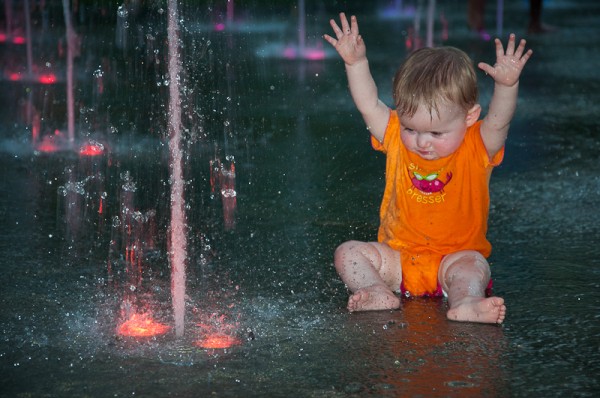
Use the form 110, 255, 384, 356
465, 104, 481, 127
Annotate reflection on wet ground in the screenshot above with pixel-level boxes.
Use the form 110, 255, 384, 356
1, 0, 599, 396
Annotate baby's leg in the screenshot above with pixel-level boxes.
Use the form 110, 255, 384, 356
334, 241, 402, 312
439, 251, 506, 324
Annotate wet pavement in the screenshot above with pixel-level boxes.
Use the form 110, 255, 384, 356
1, 0, 599, 396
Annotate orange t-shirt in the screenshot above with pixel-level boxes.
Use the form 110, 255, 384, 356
371, 110, 504, 296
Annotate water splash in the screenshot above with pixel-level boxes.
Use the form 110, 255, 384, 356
167, 0, 187, 338
210, 154, 238, 230
117, 311, 170, 337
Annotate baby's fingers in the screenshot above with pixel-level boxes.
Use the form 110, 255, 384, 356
519, 48, 533, 66
477, 62, 496, 77
492, 38, 505, 60
350, 15, 360, 36
339, 12, 351, 34
514, 40, 533, 64
505, 33, 516, 55
329, 18, 343, 39
323, 33, 336, 46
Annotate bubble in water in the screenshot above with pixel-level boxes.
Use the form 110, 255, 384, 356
221, 189, 237, 198
88, 140, 104, 151
117, 4, 129, 18
120, 171, 137, 192
132, 211, 144, 222
93, 69, 103, 78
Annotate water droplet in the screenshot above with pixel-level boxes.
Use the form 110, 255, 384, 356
221, 189, 237, 198
117, 4, 129, 18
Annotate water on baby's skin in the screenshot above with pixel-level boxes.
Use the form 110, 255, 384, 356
1, 0, 599, 396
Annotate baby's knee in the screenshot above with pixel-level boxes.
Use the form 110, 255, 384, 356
335, 240, 361, 259
334, 241, 369, 267
439, 250, 490, 284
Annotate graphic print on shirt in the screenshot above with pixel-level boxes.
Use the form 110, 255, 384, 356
406, 163, 452, 204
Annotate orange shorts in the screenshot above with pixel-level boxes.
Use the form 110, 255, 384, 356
400, 250, 493, 297
400, 251, 444, 297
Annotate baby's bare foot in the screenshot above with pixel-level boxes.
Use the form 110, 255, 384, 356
447, 296, 506, 324
347, 284, 400, 312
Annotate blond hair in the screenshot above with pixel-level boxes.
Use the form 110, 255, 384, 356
392, 47, 478, 118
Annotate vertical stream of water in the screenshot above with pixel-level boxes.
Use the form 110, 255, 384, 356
167, 0, 187, 337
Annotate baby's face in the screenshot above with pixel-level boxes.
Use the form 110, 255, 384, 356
399, 103, 469, 160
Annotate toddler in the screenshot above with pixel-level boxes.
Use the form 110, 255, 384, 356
324, 13, 532, 324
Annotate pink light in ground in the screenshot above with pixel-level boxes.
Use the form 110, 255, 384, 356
12, 35, 26, 44
35, 130, 65, 153
6, 72, 57, 84
194, 311, 242, 349
282, 46, 326, 61
8, 72, 21, 81
117, 312, 171, 337
0, 34, 26, 44
79, 141, 106, 156
195, 334, 241, 349
36, 140, 59, 153
304, 48, 326, 60
38, 73, 57, 84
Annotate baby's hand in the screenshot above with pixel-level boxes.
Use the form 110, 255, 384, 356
323, 13, 367, 66
478, 34, 533, 87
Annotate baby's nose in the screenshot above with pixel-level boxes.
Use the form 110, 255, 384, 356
416, 134, 430, 148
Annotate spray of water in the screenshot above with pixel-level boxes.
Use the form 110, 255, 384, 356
167, 0, 187, 338
61, 0, 76, 144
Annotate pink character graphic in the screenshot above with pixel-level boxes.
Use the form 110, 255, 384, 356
409, 169, 453, 194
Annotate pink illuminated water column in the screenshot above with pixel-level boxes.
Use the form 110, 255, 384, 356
61, 0, 76, 143
167, 0, 187, 337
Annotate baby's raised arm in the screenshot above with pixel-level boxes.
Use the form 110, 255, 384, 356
479, 34, 533, 158
324, 13, 390, 142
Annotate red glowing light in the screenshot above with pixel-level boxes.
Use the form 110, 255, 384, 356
195, 333, 241, 349
0, 33, 6, 42
304, 49, 326, 61
117, 312, 171, 337
8, 72, 21, 81
214, 23, 225, 31
36, 143, 59, 153
79, 142, 105, 156
12, 36, 26, 44
283, 46, 297, 59
38, 73, 57, 84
